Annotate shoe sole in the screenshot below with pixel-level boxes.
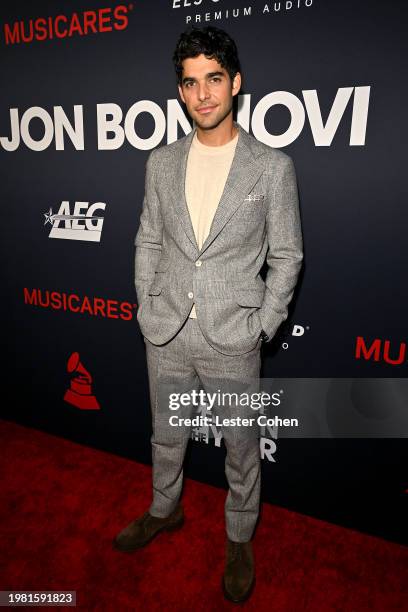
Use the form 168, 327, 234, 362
112, 515, 184, 553
222, 574, 255, 603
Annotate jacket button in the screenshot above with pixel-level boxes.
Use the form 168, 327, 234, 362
188, 292, 194, 299
195, 260, 202, 267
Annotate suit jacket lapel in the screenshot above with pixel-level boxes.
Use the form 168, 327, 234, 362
169, 126, 199, 252
168, 120, 266, 256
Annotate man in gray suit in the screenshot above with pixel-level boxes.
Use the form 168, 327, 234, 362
114, 26, 303, 603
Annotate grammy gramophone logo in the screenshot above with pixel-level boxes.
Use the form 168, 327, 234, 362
64, 351, 100, 410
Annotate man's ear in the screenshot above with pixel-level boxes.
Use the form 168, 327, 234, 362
178, 84, 186, 104
232, 72, 241, 97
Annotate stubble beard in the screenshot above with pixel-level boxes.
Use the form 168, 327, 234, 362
192, 98, 234, 132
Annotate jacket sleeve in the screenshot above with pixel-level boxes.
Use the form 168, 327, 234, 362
134, 149, 163, 306
258, 155, 304, 342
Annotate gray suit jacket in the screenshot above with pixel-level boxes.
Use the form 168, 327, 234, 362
134, 120, 303, 356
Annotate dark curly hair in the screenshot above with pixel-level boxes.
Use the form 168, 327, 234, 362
173, 26, 241, 86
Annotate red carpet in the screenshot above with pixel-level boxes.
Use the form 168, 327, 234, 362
1, 419, 407, 611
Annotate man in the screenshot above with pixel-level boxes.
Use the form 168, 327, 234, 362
114, 26, 303, 603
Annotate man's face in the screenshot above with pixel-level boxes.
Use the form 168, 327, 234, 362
178, 53, 241, 130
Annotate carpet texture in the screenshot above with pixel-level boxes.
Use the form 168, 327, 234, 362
1, 419, 407, 611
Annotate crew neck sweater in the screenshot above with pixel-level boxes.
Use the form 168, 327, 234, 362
185, 129, 239, 319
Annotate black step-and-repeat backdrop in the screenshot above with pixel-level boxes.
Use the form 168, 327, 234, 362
1, 1, 407, 545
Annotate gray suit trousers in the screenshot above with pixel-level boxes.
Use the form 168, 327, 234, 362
144, 316, 262, 543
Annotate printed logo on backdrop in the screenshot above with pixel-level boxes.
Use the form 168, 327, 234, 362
23, 288, 135, 321
1, 0, 312, 47
280, 322, 310, 351
43, 201, 106, 242
172, 0, 314, 24
2, 4, 133, 46
355, 336, 407, 366
64, 351, 100, 410
191, 402, 279, 463
1, 86, 371, 152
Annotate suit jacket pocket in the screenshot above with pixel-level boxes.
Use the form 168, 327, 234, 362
155, 257, 170, 273
236, 203, 265, 224
148, 258, 169, 295
235, 290, 264, 307
148, 279, 163, 295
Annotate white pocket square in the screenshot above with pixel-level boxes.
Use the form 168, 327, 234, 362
244, 193, 265, 202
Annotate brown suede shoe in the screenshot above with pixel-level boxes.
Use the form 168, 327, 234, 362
222, 538, 255, 603
113, 504, 184, 552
